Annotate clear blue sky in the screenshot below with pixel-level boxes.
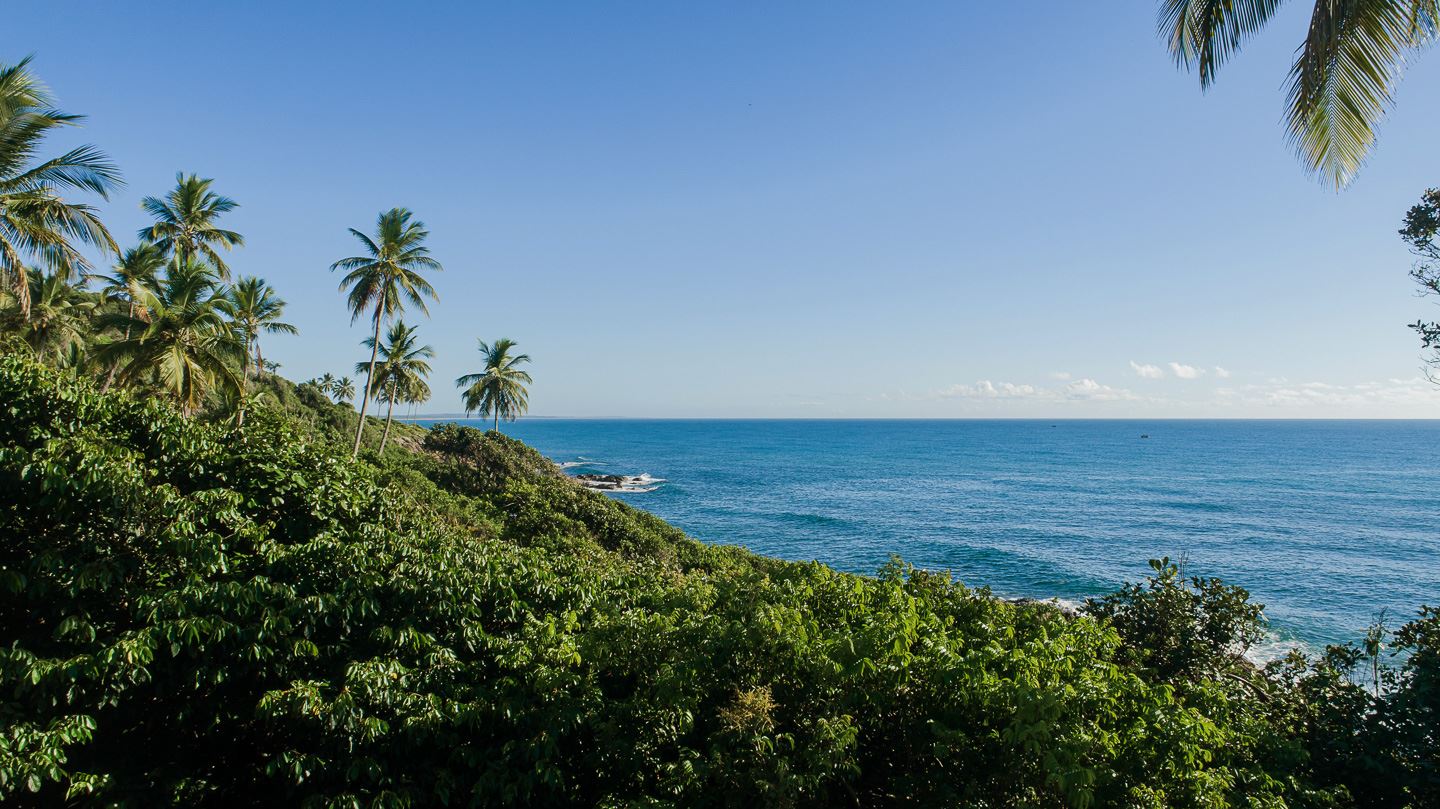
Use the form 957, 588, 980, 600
11, 1, 1440, 417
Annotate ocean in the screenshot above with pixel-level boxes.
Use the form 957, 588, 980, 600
416, 418, 1440, 656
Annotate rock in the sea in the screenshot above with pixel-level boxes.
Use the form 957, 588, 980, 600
576, 473, 625, 490
1006, 597, 1081, 618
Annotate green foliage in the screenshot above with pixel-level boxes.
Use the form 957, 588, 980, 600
1402, 187, 1440, 372
1084, 556, 1266, 682
94, 260, 244, 414
0, 354, 1353, 807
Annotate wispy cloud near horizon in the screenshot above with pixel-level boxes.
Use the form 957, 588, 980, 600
1130, 361, 1164, 379
936, 378, 1137, 402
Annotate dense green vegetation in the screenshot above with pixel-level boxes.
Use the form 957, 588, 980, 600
3, 353, 1438, 807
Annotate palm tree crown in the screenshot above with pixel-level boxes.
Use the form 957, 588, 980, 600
1160, 0, 1440, 187
97, 260, 243, 414
456, 337, 532, 432
0, 57, 122, 315
90, 242, 166, 321
332, 376, 356, 405
224, 276, 297, 383
4, 268, 96, 365
332, 208, 442, 326
332, 207, 442, 456
139, 172, 243, 276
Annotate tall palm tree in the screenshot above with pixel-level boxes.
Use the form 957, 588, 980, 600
456, 338, 532, 433
317, 372, 337, 394
1159, 0, 1440, 187
331, 208, 442, 457
3, 268, 96, 365
0, 57, 122, 316
97, 260, 244, 416
333, 376, 356, 405
224, 276, 296, 386
356, 321, 433, 452
139, 173, 243, 276
89, 242, 167, 390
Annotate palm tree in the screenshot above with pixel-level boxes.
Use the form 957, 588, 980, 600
0, 57, 122, 316
4, 268, 96, 365
89, 242, 167, 389
331, 208, 442, 457
399, 372, 431, 413
224, 276, 296, 387
356, 321, 433, 452
91, 242, 166, 323
97, 261, 245, 416
139, 173, 243, 276
1158, 0, 1440, 187
332, 376, 356, 405
317, 372, 337, 394
456, 338, 532, 432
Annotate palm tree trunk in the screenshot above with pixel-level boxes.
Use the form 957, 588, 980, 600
102, 301, 135, 393
241, 337, 252, 395
351, 310, 383, 457
380, 380, 396, 452
235, 336, 251, 429
494, 412, 499, 433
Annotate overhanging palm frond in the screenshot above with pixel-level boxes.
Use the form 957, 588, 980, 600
1160, 0, 1439, 187
1159, 0, 1287, 86
0, 57, 121, 315
1287, 0, 1438, 187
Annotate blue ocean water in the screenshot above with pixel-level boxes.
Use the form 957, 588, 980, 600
419, 418, 1439, 655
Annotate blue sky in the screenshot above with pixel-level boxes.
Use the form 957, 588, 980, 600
11, 1, 1440, 417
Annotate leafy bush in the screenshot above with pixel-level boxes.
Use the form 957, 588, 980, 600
1083, 557, 1266, 682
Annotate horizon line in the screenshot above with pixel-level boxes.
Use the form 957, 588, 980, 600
393, 415, 1440, 422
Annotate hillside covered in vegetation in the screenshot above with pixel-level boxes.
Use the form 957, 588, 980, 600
2, 355, 1437, 807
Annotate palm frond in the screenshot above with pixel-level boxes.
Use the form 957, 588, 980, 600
1160, 0, 1288, 86
1287, 0, 1435, 187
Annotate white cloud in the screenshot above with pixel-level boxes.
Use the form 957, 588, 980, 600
939, 380, 1042, 399
893, 374, 1437, 416
1214, 366, 1232, 378
1065, 378, 1136, 401
1168, 362, 1204, 379
1214, 377, 1440, 410
937, 378, 1136, 402
1049, 371, 1072, 381
1130, 361, 1165, 379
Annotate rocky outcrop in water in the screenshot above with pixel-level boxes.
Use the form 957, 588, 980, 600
573, 472, 663, 493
